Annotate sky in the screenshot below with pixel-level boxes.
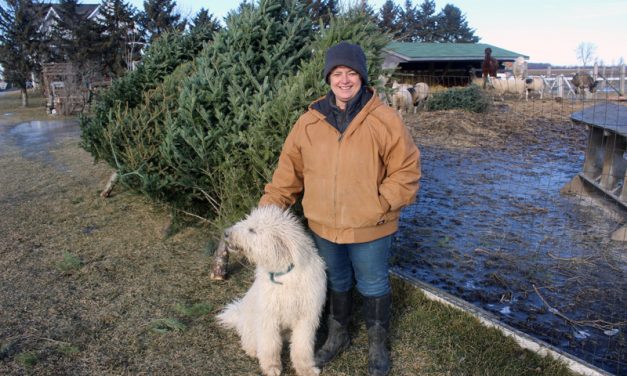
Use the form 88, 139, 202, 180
130, 0, 627, 66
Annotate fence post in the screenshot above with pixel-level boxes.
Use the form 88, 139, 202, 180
620, 64, 625, 96
547, 66, 552, 77
556, 75, 564, 99
593, 62, 598, 78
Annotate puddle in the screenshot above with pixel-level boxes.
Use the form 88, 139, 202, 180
394, 143, 626, 375
0, 120, 81, 167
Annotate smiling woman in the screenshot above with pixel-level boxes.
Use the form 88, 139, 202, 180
328, 66, 362, 109
323, 41, 369, 109
259, 40, 421, 376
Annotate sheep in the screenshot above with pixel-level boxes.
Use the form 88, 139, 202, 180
391, 81, 430, 114
512, 56, 527, 79
571, 73, 599, 95
524, 76, 545, 100
412, 82, 429, 110
391, 81, 414, 115
488, 76, 526, 100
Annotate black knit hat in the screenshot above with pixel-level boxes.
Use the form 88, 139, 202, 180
324, 41, 368, 85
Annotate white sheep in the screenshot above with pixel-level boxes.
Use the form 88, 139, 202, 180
412, 82, 429, 110
488, 77, 526, 100
512, 57, 527, 79
391, 81, 430, 114
391, 81, 414, 115
524, 76, 545, 100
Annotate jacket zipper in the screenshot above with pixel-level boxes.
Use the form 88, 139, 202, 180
333, 131, 345, 242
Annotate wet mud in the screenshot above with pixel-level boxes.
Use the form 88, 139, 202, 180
396, 107, 626, 375
0, 120, 80, 169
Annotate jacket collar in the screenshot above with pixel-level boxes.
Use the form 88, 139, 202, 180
309, 87, 383, 122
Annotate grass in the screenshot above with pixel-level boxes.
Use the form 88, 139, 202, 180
149, 318, 187, 334
0, 92, 580, 375
15, 352, 38, 368
316, 278, 577, 376
174, 302, 213, 317
0, 89, 75, 123
56, 251, 82, 274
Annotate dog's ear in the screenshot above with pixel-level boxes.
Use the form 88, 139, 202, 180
271, 234, 294, 262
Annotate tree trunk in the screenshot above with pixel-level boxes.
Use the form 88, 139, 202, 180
21, 88, 28, 107
210, 236, 229, 280
100, 172, 118, 198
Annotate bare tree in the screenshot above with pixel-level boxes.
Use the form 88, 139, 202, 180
575, 42, 597, 67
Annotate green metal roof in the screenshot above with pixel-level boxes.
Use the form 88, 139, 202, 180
384, 42, 528, 61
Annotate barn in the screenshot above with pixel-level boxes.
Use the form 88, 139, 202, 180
382, 42, 529, 86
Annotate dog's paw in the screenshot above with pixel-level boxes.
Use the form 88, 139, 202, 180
261, 365, 282, 376
294, 366, 320, 376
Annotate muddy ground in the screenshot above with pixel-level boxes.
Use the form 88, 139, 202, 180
0, 98, 624, 375
397, 99, 626, 375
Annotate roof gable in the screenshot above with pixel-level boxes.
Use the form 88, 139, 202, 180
41, 3, 100, 21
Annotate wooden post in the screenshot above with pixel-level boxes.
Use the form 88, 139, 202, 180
620, 64, 625, 96
556, 75, 564, 99
547, 66, 552, 77
619, 168, 627, 202
582, 126, 605, 180
593, 63, 598, 79
599, 133, 627, 191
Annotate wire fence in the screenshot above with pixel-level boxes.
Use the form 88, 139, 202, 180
391, 72, 626, 375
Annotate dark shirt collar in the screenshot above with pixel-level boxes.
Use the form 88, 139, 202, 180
311, 86, 373, 133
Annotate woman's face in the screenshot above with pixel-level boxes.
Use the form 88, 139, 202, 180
329, 65, 362, 110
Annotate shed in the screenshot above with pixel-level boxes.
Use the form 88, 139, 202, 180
382, 42, 528, 86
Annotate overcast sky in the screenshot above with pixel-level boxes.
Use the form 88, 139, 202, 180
130, 0, 626, 66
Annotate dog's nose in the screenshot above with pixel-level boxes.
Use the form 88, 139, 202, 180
224, 227, 232, 240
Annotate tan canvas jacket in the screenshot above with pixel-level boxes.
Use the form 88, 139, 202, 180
259, 89, 421, 244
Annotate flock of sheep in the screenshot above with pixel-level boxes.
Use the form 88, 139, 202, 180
384, 56, 601, 116
478, 57, 599, 101
389, 80, 430, 115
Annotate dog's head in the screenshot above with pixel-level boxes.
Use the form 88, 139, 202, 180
224, 205, 303, 269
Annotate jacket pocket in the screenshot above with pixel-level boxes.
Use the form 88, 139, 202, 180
378, 194, 391, 213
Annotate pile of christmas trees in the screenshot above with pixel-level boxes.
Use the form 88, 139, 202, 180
80, 0, 388, 231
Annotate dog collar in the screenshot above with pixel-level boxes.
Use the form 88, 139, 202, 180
269, 264, 295, 285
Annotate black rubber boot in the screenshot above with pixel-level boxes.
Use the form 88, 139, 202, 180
363, 293, 392, 376
314, 290, 352, 366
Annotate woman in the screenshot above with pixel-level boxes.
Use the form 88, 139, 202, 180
259, 41, 421, 376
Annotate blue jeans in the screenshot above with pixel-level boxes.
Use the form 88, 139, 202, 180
312, 233, 392, 298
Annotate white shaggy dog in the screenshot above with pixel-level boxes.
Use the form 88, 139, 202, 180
217, 205, 327, 376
